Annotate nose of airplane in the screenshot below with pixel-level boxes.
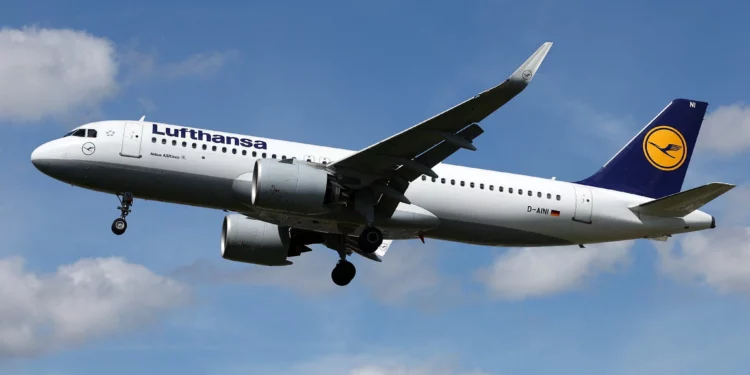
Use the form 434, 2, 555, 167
30, 143, 53, 172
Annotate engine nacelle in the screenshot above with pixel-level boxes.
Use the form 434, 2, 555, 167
221, 214, 293, 266
246, 158, 340, 214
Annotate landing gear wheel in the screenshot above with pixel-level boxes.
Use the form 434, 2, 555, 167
112, 192, 134, 236
331, 260, 356, 286
112, 218, 127, 235
357, 226, 383, 253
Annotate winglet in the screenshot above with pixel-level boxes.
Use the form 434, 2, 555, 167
509, 42, 553, 85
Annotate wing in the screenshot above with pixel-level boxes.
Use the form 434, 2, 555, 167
329, 42, 553, 186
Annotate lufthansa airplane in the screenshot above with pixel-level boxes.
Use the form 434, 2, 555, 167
30, 42, 735, 286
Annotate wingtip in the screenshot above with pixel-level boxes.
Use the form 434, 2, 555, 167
510, 41, 553, 84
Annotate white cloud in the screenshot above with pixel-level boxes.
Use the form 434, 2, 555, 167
700, 103, 750, 156
163, 50, 238, 78
0, 256, 190, 358
475, 241, 633, 300
658, 227, 750, 296
0, 26, 118, 122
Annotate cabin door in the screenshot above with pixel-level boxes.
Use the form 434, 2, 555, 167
120, 122, 144, 158
573, 186, 593, 224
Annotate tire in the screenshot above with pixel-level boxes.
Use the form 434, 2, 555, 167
331, 260, 356, 286
357, 226, 383, 254
111, 218, 127, 235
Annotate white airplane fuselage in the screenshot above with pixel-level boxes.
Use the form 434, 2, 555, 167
30, 120, 715, 247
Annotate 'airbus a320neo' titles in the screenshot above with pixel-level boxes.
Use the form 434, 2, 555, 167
31, 42, 734, 286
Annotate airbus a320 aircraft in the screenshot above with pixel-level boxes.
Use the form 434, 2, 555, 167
31, 42, 735, 286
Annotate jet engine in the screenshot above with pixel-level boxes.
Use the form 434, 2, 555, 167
232, 159, 342, 215
221, 214, 311, 266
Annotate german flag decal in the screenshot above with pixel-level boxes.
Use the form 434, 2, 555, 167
551, 210, 560, 217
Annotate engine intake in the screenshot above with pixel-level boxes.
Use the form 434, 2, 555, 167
248, 158, 340, 214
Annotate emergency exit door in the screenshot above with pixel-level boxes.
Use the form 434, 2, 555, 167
573, 186, 593, 224
120, 122, 144, 158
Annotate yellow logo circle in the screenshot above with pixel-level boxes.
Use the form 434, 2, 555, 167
643, 126, 687, 171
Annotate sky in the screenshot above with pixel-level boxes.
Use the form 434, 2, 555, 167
2, 0, 750, 374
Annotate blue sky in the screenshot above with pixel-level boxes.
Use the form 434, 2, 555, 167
2, 1, 750, 374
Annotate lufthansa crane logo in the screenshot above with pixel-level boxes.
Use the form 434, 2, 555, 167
643, 126, 686, 171
82, 142, 96, 156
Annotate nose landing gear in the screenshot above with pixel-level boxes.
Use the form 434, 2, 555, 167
112, 192, 133, 235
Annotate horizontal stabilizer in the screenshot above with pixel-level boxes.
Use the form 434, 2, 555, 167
630, 182, 736, 217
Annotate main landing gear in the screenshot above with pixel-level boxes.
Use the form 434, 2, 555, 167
331, 258, 356, 286
329, 226, 384, 286
111, 192, 133, 235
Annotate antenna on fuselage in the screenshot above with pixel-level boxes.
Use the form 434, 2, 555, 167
139, 115, 146, 122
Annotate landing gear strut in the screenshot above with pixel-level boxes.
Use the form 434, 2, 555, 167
329, 233, 357, 286
112, 192, 133, 235
357, 226, 383, 253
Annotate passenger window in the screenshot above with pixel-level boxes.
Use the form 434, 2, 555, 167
441, 178, 446, 184
538, 192, 542, 198
432, 177, 436, 182
87, 129, 98, 138
242, 150, 247, 156
451, 179, 455, 185
499, 186, 504, 192
232, 149, 237, 154
182, 141, 187, 147
152, 137, 156, 143
262, 153, 267, 158
509, 188, 513, 193
162, 139, 166, 144
272, 154, 276, 159
222, 147, 227, 153
547, 193, 551, 199
556, 195, 561, 201
528, 191, 532, 197
460, 181, 465, 187
212, 146, 217, 151
282, 155, 287, 160
172, 140, 177, 146
252, 151, 257, 157
470, 182, 475, 188
192, 143, 197, 149
480, 183, 484, 190
202, 144, 207, 150
422, 176, 426, 181
519, 189, 523, 195
489, 185, 494, 191
72, 129, 86, 137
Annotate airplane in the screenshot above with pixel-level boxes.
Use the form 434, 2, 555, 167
30, 42, 735, 286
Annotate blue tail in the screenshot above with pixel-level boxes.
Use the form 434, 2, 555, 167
576, 99, 708, 199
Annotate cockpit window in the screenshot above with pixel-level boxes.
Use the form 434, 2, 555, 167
71, 129, 86, 137
63, 130, 74, 137
87, 129, 98, 138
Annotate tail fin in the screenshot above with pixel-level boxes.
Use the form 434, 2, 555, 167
576, 99, 707, 198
